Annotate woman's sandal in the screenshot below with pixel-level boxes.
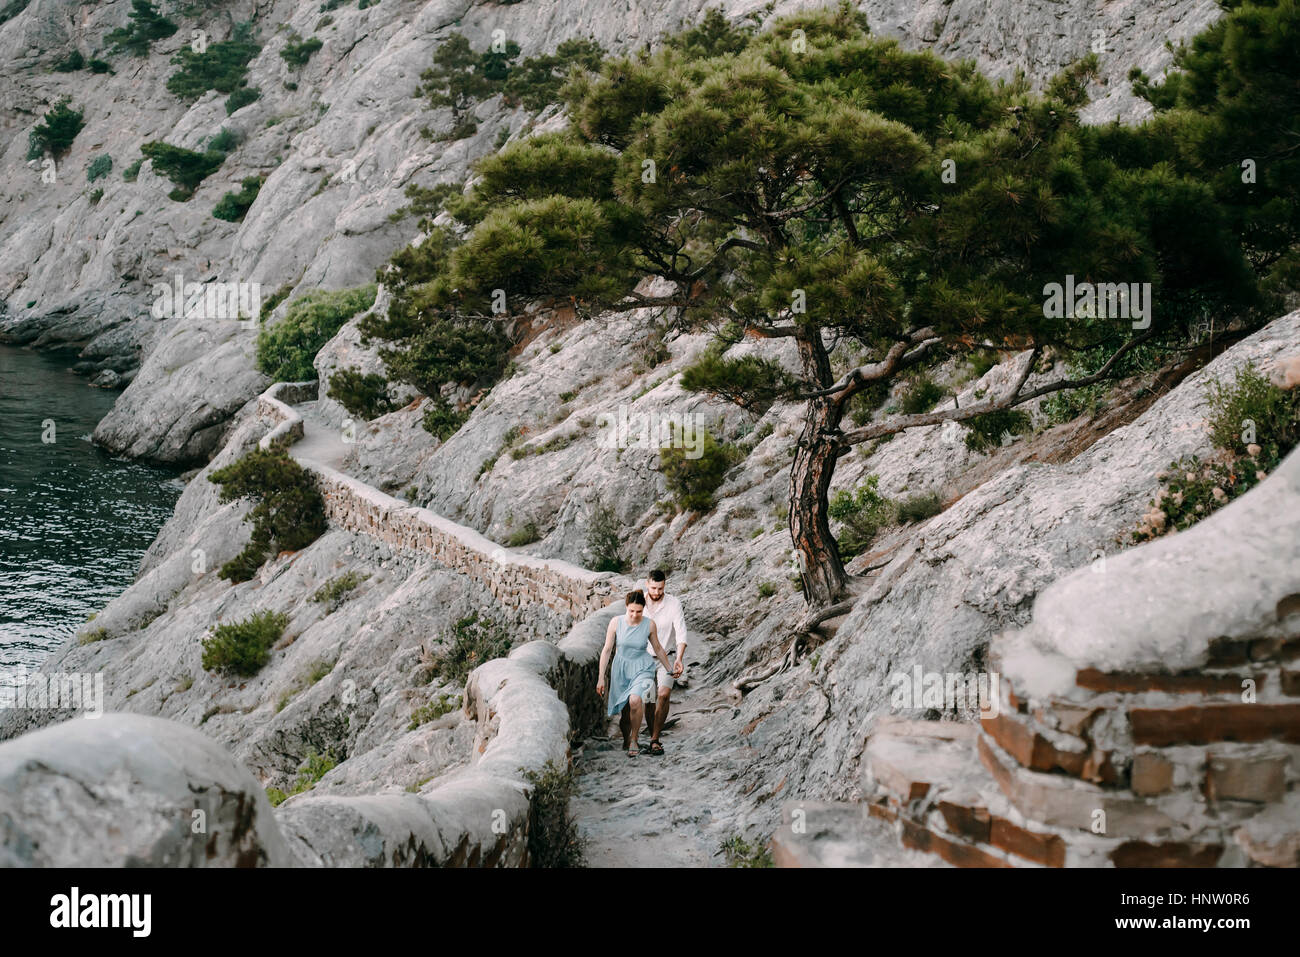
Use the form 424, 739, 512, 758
647, 740, 664, 757
627, 743, 640, 757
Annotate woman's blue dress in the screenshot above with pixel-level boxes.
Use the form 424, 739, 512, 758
607, 615, 656, 717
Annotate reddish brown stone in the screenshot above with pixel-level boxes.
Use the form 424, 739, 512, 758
989, 818, 1066, 868
937, 801, 992, 843
1076, 668, 1254, 695
867, 802, 897, 822
1204, 752, 1288, 803
1282, 668, 1300, 696
1130, 703, 1300, 746
1111, 842, 1223, 867
1131, 751, 1175, 797
981, 712, 1117, 784
1206, 636, 1252, 667
900, 818, 1011, 868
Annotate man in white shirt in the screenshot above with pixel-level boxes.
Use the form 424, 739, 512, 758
630, 568, 687, 756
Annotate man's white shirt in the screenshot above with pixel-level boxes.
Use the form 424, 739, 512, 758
636, 581, 687, 673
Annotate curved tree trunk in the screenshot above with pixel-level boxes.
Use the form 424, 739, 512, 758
789, 394, 847, 606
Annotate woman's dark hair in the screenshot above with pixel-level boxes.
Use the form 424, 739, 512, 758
625, 590, 645, 608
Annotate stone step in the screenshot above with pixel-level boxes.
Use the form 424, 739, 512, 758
769, 801, 949, 868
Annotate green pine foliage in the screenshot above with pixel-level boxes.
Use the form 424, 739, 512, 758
27, 98, 84, 159
212, 175, 263, 221
104, 0, 177, 56
256, 285, 377, 381
207, 448, 328, 582
54, 50, 85, 72
139, 142, 225, 200
167, 37, 261, 100
582, 500, 625, 572
280, 35, 323, 67
827, 475, 897, 559
201, 610, 289, 676
86, 154, 113, 182
421, 397, 469, 440
326, 368, 396, 420
225, 85, 261, 114
659, 428, 743, 512
963, 408, 1032, 452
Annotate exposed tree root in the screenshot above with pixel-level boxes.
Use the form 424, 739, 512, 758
730, 598, 857, 696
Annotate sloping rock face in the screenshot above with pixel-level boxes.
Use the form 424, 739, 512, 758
0, 0, 1219, 462
850, 443, 1300, 868
0, 713, 293, 866
703, 311, 1300, 821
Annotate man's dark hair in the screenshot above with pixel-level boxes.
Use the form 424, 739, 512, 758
648, 569, 667, 583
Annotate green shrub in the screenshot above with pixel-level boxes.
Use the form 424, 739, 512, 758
310, 571, 367, 610
259, 284, 292, 322
408, 693, 460, 730
582, 500, 624, 573
256, 285, 377, 381
1134, 452, 1274, 543
207, 127, 240, 153
430, 614, 513, 685
719, 834, 773, 868
280, 35, 323, 67
201, 610, 289, 676
86, 154, 112, 182
506, 522, 540, 547
1206, 363, 1300, 458
502, 38, 606, 112
421, 397, 469, 440
208, 448, 328, 582
139, 142, 225, 199
104, 0, 177, 56
212, 175, 263, 222
523, 760, 586, 868
27, 98, 84, 159
225, 85, 261, 114
326, 368, 396, 420
267, 749, 337, 804
372, 315, 510, 400
87, 187, 103, 205
963, 409, 1031, 452
757, 581, 777, 599
89, 58, 111, 74
54, 50, 85, 72
122, 157, 143, 181
899, 373, 945, 414
896, 492, 943, 524
166, 38, 260, 100
828, 475, 897, 559
659, 427, 742, 512
1041, 379, 1108, 425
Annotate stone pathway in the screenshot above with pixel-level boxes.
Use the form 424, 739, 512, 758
571, 681, 757, 868
289, 400, 350, 470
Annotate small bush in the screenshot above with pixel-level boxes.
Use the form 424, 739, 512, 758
431, 614, 513, 685
86, 154, 113, 182
256, 285, 377, 381
506, 523, 540, 547
310, 571, 366, 610
225, 85, 261, 114
896, 492, 943, 524
212, 175, 263, 222
963, 409, 1031, 452
719, 834, 773, 868
327, 368, 396, 420
87, 187, 103, 205
1042, 380, 1108, 425
582, 500, 624, 573
267, 749, 337, 805
54, 50, 85, 72
828, 474, 897, 559
104, 0, 177, 56
408, 693, 460, 730
899, 373, 945, 414
659, 427, 742, 512
139, 141, 225, 199
121, 157, 143, 181
208, 448, 328, 582
201, 610, 289, 676
757, 581, 777, 599
1206, 363, 1300, 458
166, 38, 260, 100
280, 35, 323, 67
207, 127, 240, 153
259, 284, 292, 322
523, 760, 586, 868
421, 397, 469, 440
89, 58, 112, 74
27, 98, 84, 159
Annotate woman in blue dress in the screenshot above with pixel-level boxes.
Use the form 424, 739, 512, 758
596, 590, 679, 756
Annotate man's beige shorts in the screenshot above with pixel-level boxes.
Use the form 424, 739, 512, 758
655, 652, 681, 692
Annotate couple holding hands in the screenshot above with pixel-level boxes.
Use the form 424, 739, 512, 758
595, 569, 687, 757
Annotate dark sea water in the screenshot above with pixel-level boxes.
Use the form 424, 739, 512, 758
0, 345, 182, 684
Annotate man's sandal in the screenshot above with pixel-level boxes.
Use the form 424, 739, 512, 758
647, 740, 664, 756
